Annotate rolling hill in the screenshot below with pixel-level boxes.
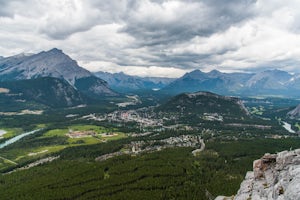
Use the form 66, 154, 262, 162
157, 91, 249, 122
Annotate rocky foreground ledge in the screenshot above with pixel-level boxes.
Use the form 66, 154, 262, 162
217, 149, 300, 200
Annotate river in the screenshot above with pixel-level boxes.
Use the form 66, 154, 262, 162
0, 129, 41, 149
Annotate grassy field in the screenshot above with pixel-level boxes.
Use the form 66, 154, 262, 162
0, 124, 127, 172
0, 128, 23, 139
43, 125, 126, 144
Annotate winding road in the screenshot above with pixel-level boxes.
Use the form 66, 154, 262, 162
192, 139, 205, 156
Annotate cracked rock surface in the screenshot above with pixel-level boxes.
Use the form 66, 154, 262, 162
234, 149, 300, 200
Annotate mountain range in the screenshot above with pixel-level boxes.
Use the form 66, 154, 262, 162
1, 48, 300, 108
95, 68, 300, 98
94, 71, 175, 93
161, 69, 300, 97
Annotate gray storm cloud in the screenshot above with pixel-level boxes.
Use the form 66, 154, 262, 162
1, 0, 300, 77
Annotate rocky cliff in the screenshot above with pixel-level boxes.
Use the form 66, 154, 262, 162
233, 149, 300, 200
287, 104, 300, 119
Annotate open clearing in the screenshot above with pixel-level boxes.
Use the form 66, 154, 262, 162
0, 124, 126, 171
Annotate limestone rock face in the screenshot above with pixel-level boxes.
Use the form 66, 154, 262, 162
287, 104, 300, 118
233, 149, 300, 200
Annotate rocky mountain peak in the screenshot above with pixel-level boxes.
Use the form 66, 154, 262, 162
185, 69, 206, 79
48, 48, 63, 53
0, 48, 92, 84
0, 49, 116, 98
207, 69, 223, 77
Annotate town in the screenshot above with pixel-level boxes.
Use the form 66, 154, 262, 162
95, 135, 204, 162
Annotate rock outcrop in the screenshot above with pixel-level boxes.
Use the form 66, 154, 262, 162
234, 149, 300, 200
287, 104, 300, 119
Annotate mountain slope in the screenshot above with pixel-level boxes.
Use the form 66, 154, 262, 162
94, 71, 174, 92
74, 76, 115, 99
245, 69, 291, 89
0, 77, 83, 107
157, 91, 249, 119
287, 104, 300, 118
0, 48, 116, 97
287, 74, 300, 90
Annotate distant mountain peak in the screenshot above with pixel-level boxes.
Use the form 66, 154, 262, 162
49, 48, 63, 52
245, 68, 292, 89
184, 69, 206, 79
209, 69, 222, 74
207, 69, 224, 78
115, 71, 126, 76
188, 69, 204, 74
42, 48, 69, 58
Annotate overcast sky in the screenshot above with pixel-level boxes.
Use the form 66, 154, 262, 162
1, 0, 300, 77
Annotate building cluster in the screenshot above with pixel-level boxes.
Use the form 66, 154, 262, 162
161, 135, 202, 147
202, 113, 224, 121
129, 135, 202, 154
95, 135, 204, 162
84, 109, 163, 127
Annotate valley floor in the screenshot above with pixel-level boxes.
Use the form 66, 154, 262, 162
0, 95, 299, 199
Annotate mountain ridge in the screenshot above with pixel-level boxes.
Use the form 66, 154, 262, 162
161, 69, 299, 97
94, 71, 175, 92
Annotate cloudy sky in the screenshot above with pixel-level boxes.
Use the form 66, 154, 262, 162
1, 0, 300, 77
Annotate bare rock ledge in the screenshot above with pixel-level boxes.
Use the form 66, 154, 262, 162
216, 148, 300, 200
